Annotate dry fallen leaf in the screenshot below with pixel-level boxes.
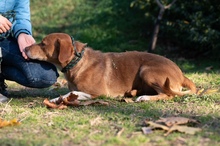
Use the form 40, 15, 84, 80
67, 93, 79, 101
142, 117, 201, 136
43, 93, 109, 110
146, 121, 169, 131
43, 98, 59, 108
156, 117, 199, 127
62, 98, 80, 106
0, 118, 20, 128
205, 89, 219, 94
43, 98, 67, 109
164, 125, 202, 136
197, 88, 219, 97
55, 96, 65, 104
62, 93, 80, 106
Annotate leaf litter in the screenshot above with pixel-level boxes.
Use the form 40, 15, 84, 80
43, 89, 207, 137
142, 117, 201, 136
0, 99, 20, 128
0, 118, 20, 128
43, 93, 109, 109
197, 88, 219, 97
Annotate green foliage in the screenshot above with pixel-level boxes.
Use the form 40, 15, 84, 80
131, 0, 220, 59
31, 0, 148, 52
30, 0, 220, 59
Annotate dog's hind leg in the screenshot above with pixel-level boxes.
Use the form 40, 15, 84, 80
135, 80, 173, 102
136, 67, 175, 102
135, 93, 172, 102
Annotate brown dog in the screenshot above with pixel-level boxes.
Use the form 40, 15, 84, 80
25, 33, 196, 102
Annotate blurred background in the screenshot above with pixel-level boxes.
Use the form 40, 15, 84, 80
30, 0, 220, 61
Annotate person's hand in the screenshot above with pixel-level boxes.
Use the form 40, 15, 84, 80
0, 15, 12, 34
17, 33, 36, 59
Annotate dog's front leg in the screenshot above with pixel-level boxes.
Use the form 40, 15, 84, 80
50, 91, 92, 103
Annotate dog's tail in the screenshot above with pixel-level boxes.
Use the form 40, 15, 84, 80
182, 76, 197, 94
162, 76, 197, 97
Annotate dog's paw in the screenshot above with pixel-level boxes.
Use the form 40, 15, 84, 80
135, 96, 151, 102
72, 91, 91, 100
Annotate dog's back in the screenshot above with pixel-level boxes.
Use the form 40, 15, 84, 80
25, 33, 196, 101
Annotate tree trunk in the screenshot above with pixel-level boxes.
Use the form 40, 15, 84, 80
148, 0, 177, 52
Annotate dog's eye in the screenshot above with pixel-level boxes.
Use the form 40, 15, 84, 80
41, 42, 46, 46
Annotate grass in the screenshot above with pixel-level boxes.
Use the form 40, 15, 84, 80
0, 0, 220, 145
0, 68, 219, 145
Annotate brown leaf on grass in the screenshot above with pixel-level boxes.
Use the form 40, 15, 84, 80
43, 98, 67, 109
43, 93, 109, 109
55, 96, 64, 104
146, 121, 170, 131
62, 97, 80, 106
143, 117, 201, 136
156, 117, 199, 127
63, 93, 80, 106
43, 93, 79, 109
67, 93, 79, 101
0, 118, 20, 128
164, 125, 202, 136
43, 98, 59, 108
197, 88, 219, 97
205, 89, 219, 94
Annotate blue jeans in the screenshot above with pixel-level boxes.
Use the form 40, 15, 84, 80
0, 37, 59, 88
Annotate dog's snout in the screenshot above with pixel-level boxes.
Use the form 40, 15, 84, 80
24, 47, 29, 52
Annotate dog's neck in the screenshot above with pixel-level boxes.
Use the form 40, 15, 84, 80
61, 36, 86, 73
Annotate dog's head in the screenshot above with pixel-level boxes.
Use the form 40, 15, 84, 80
25, 33, 87, 69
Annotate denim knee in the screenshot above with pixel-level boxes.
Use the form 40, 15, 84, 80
26, 75, 58, 88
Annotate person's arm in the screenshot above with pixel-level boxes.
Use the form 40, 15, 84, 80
12, 0, 32, 38
12, 0, 35, 59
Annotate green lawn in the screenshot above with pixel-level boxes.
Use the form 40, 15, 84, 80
0, 0, 220, 145
0, 68, 219, 145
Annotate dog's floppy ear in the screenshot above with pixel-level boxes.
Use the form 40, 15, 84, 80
57, 38, 73, 63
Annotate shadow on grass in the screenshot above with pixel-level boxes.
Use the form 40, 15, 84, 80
8, 87, 69, 99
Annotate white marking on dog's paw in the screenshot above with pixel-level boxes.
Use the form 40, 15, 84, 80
135, 96, 151, 102
72, 91, 92, 100
49, 97, 61, 103
49, 91, 91, 102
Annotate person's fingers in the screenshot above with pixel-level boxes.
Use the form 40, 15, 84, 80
0, 23, 7, 33
0, 17, 12, 33
4, 22, 11, 31
6, 19, 12, 27
0, 23, 2, 33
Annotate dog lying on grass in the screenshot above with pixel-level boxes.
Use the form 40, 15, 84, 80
25, 33, 197, 102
